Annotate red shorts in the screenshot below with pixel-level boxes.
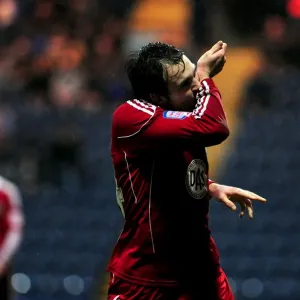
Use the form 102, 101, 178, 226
107, 268, 234, 300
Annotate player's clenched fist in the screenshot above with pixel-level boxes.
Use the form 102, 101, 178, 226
196, 40, 227, 81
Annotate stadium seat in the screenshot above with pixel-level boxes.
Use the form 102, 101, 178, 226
14, 107, 123, 299
211, 71, 300, 299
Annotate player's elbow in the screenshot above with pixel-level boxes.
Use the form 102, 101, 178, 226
207, 124, 230, 146
216, 125, 230, 143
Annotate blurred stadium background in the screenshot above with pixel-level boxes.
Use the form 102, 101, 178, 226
0, 0, 299, 299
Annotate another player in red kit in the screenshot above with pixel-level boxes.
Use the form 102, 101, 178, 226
108, 41, 266, 300
0, 175, 24, 300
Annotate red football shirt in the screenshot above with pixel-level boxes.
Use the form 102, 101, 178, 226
108, 78, 229, 287
0, 176, 24, 272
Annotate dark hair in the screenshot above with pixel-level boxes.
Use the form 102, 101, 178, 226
125, 42, 184, 101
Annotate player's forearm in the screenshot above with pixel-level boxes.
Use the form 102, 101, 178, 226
196, 71, 210, 82
191, 78, 229, 145
208, 181, 220, 199
208, 179, 216, 196
114, 79, 229, 149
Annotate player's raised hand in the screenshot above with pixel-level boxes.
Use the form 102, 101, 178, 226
196, 41, 227, 81
208, 183, 267, 219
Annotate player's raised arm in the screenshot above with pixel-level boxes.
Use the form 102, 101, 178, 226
113, 41, 229, 149
114, 78, 229, 148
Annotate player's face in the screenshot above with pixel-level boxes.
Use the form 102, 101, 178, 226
167, 55, 200, 111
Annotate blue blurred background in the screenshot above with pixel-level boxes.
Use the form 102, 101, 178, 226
0, 0, 299, 299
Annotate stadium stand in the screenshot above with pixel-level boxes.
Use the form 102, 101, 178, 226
211, 68, 300, 300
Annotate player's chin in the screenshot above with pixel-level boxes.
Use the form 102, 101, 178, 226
179, 97, 194, 112
185, 98, 196, 112
178, 103, 194, 112
173, 96, 194, 111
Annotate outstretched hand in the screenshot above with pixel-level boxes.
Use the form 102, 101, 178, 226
208, 183, 267, 219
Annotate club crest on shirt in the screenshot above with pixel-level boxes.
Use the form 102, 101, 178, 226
163, 111, 191, 120
185, 159, 208, 199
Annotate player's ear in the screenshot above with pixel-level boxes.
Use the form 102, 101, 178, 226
150, 93, 168, 107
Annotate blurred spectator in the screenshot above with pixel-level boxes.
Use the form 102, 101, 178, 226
0, 0, 130, 191
0, 0, 18, 28
38, 109, 86, 189
222, 0, 287, 40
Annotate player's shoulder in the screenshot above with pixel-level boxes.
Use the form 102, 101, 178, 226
112, 99, 161, 138
113, 99, 157, 120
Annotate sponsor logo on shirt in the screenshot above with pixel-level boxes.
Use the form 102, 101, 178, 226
163, 111, 191, 120
185, 159, 208, 199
